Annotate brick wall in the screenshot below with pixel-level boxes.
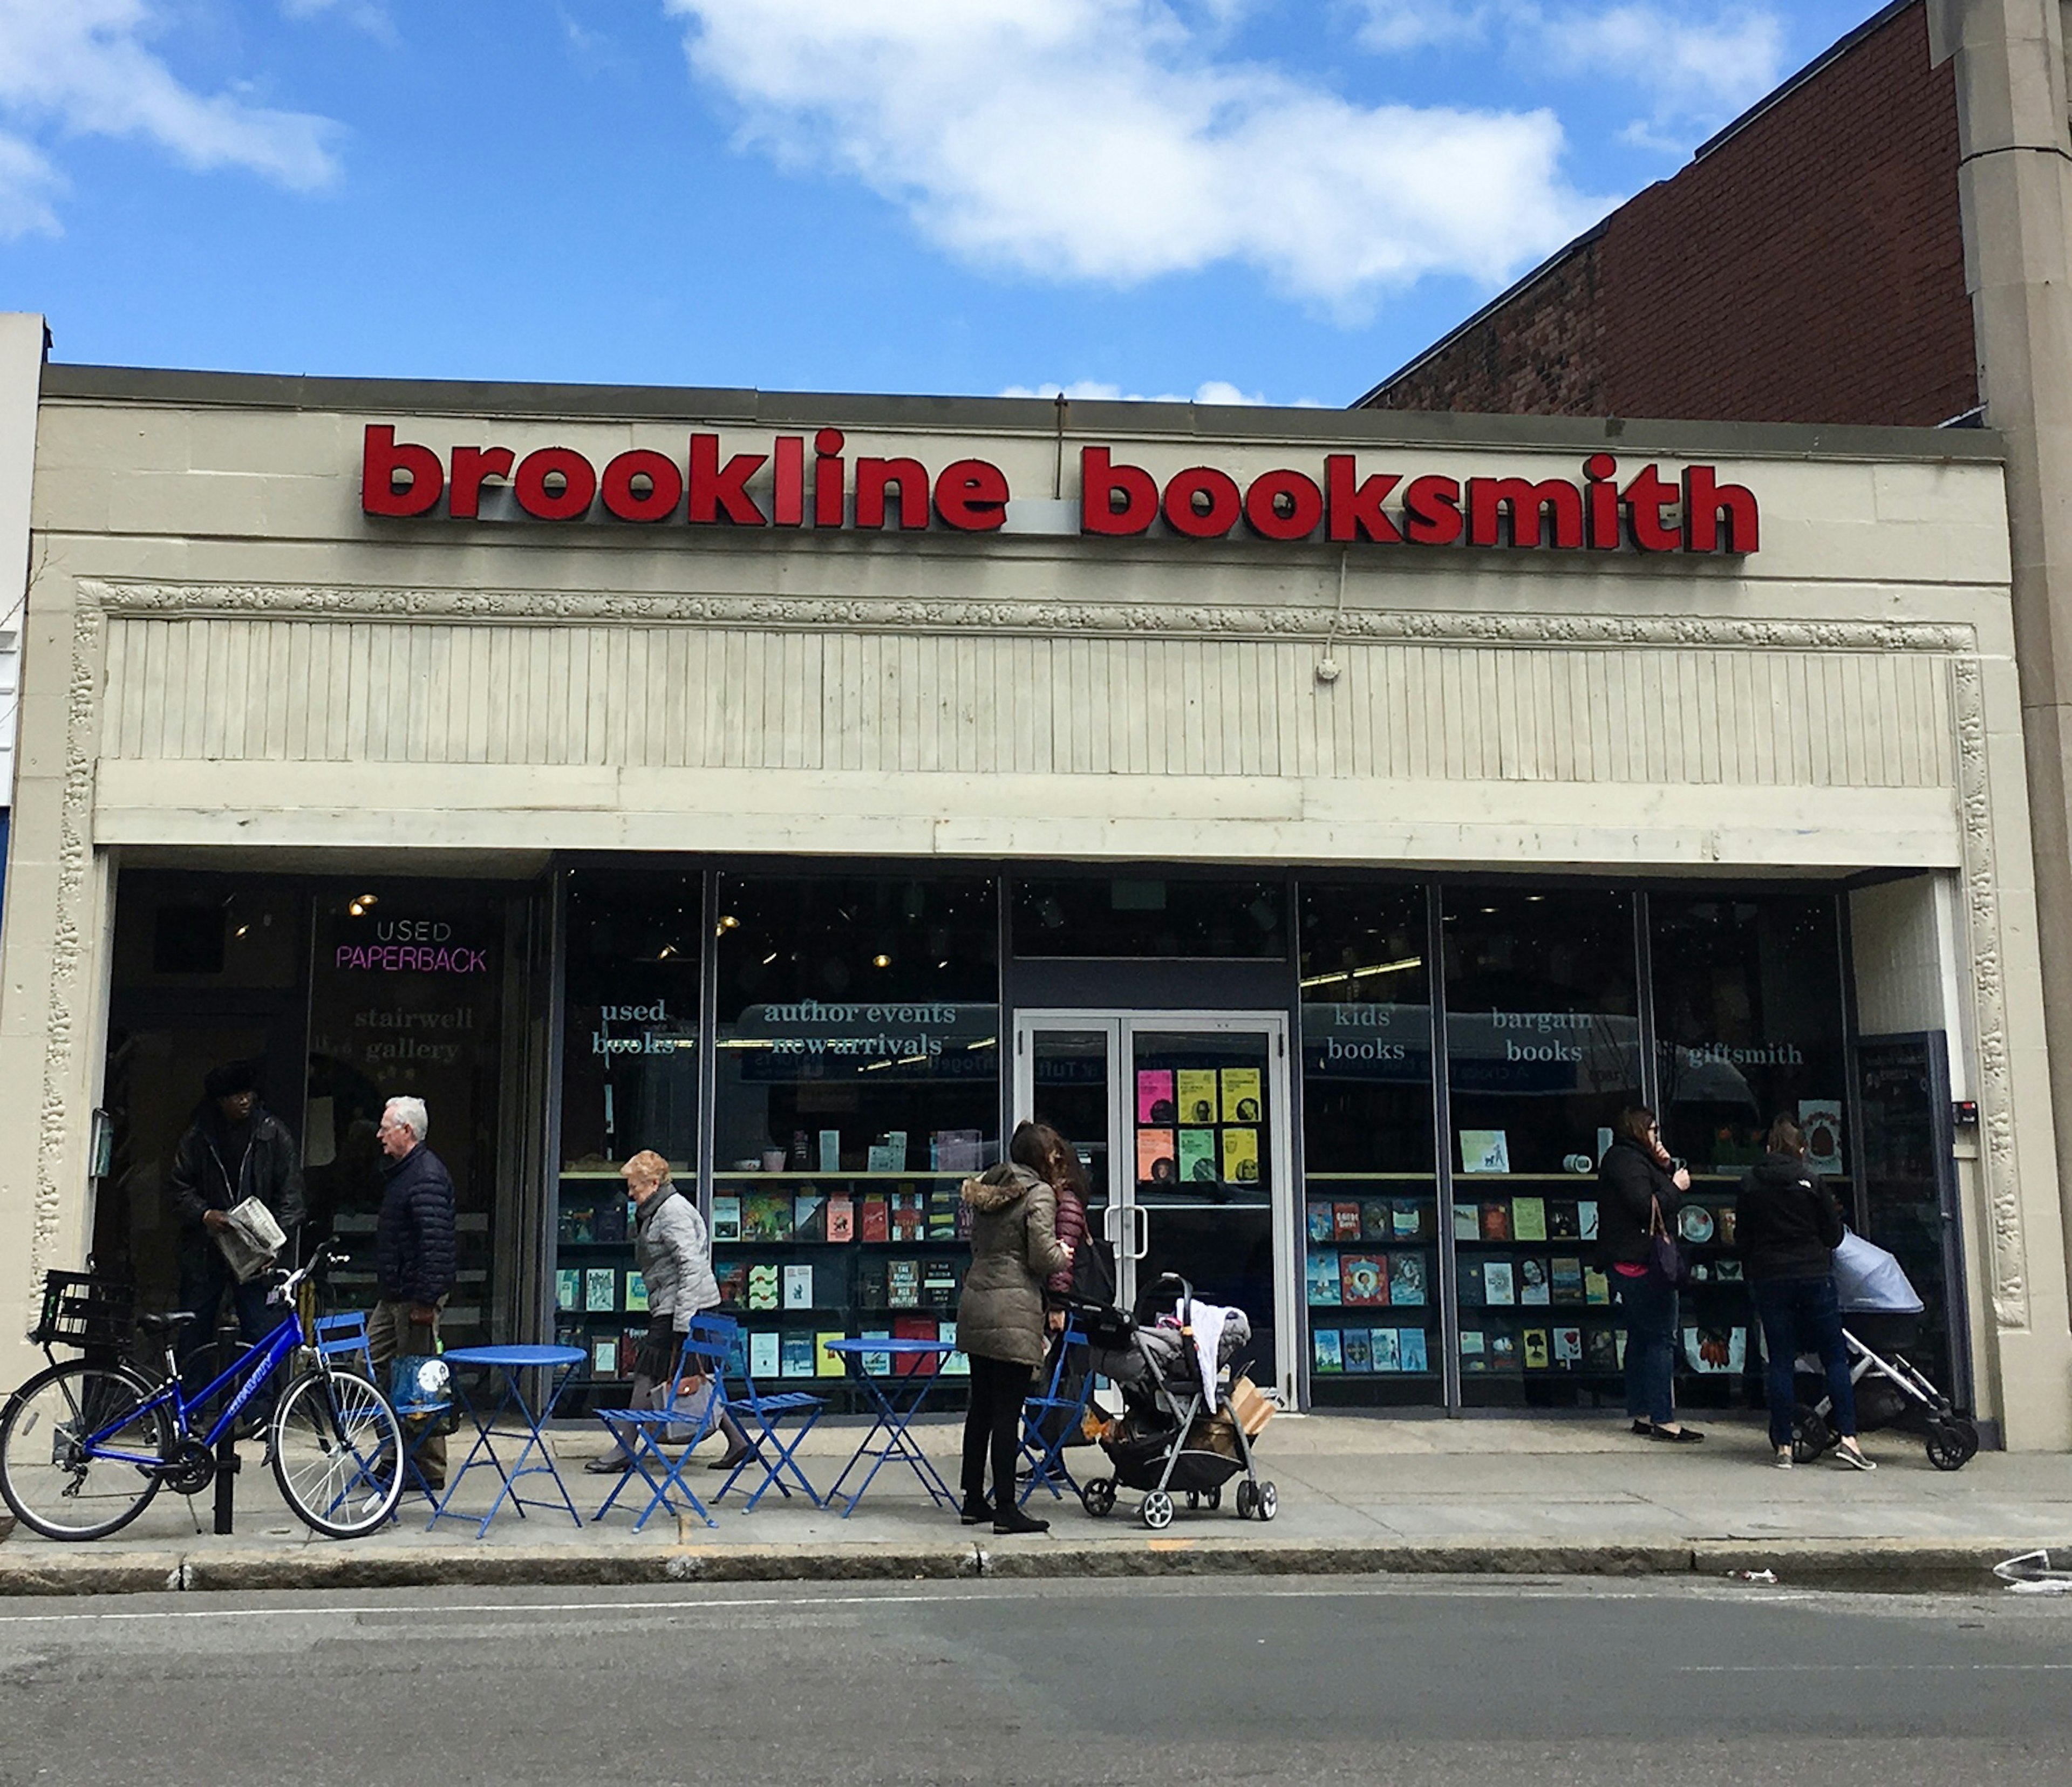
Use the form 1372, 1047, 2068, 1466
1366, 2, 1976, 427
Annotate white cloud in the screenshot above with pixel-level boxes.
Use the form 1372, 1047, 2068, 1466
0, 0, 340, 237
1353, 1, 1785, 139
281, 0, 398, 45
663, 0, 1607, 313
1000, 378, 1268, 404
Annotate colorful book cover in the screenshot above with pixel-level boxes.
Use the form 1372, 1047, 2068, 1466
746, 1263, 780, 1312
860, 1195, 891, 1243
1578, 1199, 1600, 1241
1369, 1327, 1401, 1372
1332, 1201, 1362, 1241
1682, 1326, 1748, 1374
554, 1268, 580, 1313
748, 1328, 781, 1380
1453, 1201, 1480, 1241
1221, 1127, 1260, 1183
891, 1314, 938, 1375
1583, 1266, 1611, 1306
1488, 1326, 1519, 1370
780, 1331, 816, 1377
1392, 1199, 1423, 1239
922, 1259, 959, 1307
1306, 1201, 1335, 1243
865, 1132, 908, 1173
1458, 1328, 1486, 1370
1584, 1326, 1618, 1372
1178, 1129, 1218, 1182
1518, 1257, 1551, 1306
1455, 1257, 1484, 1306
710, 1195, 742, 1244
1553, 1325, 1583, 1367
744, 1192, 794, 1242
1482, 1259, 1516, 1306
793, 1193, 827, 1241
1361, 1199, 1395, 1242
1799, 1100, 1844, 1175
1136, 1128, 1177, 1184
1480, 1201, 1511, 1242
591, 1336, 619, 1378
1388, 1253, 1428, 1306
815, 1331, 846, 1376
1136, 1068, 1176, 1123
1306, 1250, 1342, 1305
1548, 1201, 1579, 1240
940, 1320, 969, 1377
861, 1327, 891, 1375
1459, 1128, 1510, 1174
624, 1271, 649, 1314
564, 1204, 595, 1244
890, 1190, 924, 1242
924, 1189, 958, 1239
1340, 1253, 1388, 1306
716, 1262, 748, 1309
584, 1267, 617, 1313
1522, 1328, 1551, 1370
1176, 1069, 1219, 1126
1399, 1327, 1429, 1373
887, 1258, 920, 1308
1512, 1196, 1548, 1242
782, 1263, 815, 1309
1220, 1067, 1263, 1124
1312, 1328, 1343, 1373
825, 1193, 855, 1243
1550, 1256, 1583, 1301
1342, 1328, 1372, 1373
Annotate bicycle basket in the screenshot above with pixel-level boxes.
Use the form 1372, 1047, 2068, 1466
31, 1270, 134, 1349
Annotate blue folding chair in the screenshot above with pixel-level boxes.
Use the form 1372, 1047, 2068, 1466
703, 1313, 825, 1513
315, 1309, 445, 1511
590, 1329, 729, 1531
1018, 1321, 1097, 1507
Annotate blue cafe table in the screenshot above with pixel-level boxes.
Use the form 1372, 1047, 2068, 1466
819, 1339, 959, 1517
428, 1343, 587, 1538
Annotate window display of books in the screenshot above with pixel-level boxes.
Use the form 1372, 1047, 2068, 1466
554, 1168, 647, 1415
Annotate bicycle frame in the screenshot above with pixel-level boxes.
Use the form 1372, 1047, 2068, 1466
79, 1302, 308, 1469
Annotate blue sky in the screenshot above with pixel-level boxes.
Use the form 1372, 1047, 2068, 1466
3, 1, 1885, 407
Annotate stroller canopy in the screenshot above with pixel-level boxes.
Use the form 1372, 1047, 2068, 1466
1832, 1230, 1925, 1315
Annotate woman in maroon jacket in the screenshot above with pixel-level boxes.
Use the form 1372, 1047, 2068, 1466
1035, 1123, 1092, 1329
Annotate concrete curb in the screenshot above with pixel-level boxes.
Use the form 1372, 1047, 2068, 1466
0, 1533, 2055, 1597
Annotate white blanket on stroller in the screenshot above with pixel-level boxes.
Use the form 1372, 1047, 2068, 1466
1181, 1298, 1241, 1402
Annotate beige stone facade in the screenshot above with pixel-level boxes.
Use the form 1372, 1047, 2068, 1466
3, 364, 2066, 1442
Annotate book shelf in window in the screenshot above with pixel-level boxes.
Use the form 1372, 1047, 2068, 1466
709, 1171, 975, 1416
553, 1170, 649, 1417
1303, 1175, 1440, 1406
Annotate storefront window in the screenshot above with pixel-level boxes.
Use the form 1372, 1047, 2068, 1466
1298, 883, 1439, 1407
712, 873, 999, 1409
1444, 886, 1642, 1408
1649, 891, 1848, 1411
1011, 876, 1286, 958
553, 870, 705, 1406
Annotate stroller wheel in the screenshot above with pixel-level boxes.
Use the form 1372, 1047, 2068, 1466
1206, 1484, 1222, 1511
1256, 1482, 1278, 1522
1186, 1490, 1199, 1509
1141, 1490, 1175, 1531
1790, 1404, 1831, 1465
1235, 1481, 1258, 1519
1925, 1416, 1980, 1472
1080, 1476, 1117, 1517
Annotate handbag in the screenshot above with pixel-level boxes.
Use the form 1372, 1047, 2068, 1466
1647, 1196, 1687, 1286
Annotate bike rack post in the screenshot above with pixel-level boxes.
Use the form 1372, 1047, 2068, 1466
213, 1317, 239, 1536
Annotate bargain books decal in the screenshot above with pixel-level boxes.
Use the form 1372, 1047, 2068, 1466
362, 426, 1758, 554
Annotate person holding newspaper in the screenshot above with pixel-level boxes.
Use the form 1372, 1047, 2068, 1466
167, 1060, 307, 1386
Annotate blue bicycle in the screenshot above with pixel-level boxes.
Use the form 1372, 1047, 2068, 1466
0, 1245, 405, 1540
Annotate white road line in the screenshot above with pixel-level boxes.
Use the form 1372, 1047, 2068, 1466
1682, 1663, 2072, 1672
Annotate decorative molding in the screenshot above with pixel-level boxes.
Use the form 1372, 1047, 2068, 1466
31, 600, 104, 1292
1950, 655, 2027, 1329
85, 578, 1980, 654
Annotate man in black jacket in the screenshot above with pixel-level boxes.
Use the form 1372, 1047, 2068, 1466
370, 1095, 458, 1486
167, 1060, 306, 1381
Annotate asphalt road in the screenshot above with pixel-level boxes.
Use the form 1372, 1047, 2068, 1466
1, 1575, 2068, 1786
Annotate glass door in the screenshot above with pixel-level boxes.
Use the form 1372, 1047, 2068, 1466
1014, 1010, 1295, 1401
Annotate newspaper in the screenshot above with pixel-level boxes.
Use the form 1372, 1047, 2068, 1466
214, 1197, 288, 1282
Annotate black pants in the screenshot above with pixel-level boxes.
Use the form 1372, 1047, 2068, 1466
960, 1354, 1033, 1507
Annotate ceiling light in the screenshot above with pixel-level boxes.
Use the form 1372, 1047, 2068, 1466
872, 954, 891, 968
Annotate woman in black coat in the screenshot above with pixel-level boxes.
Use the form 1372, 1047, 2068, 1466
1739, 1115, 1871, 1470
1598, 1105, 1701, 1442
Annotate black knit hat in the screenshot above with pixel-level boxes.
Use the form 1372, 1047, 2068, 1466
203, 1060, 259, 1101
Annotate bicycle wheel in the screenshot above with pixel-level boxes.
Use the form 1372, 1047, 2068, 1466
0, 1360, 172, 1540
270, 1369, 403, 1538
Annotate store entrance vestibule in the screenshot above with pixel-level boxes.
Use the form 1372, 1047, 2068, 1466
1011, 1010, 1295, 1403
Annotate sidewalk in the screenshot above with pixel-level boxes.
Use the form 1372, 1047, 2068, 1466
3, 1413, 2068, 1596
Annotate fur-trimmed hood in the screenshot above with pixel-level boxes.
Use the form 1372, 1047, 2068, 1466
961, 1162, 1041, 1213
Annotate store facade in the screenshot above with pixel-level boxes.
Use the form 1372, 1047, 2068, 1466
3, 363, 2067, 1443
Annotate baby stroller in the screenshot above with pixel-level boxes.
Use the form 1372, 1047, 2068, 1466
1788, 1232, 1980, 1470
1074, 1273, 1276, 1530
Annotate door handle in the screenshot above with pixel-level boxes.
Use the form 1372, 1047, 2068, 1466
1131, 1204, 1150, 1261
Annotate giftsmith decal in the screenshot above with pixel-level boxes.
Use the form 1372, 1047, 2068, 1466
362, 426, 1759, 554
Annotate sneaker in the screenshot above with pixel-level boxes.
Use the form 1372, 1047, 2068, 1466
1773, 1450, 1794, 1470
1835, 1443, 1877, 1472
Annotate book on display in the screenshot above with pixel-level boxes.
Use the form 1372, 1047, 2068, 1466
1399, 1327, 1429, 1373
1306, 1250, 1342, 1305
1220, 1066, 1263, 1123
1176, 1070, 1219, 1126
1388, 1253, 1427, 1306
1369, 1327, 1400, 1372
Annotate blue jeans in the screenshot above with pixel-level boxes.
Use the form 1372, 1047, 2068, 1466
1751, 1274, 1856, 1448
1617, 1270, 1679, 1424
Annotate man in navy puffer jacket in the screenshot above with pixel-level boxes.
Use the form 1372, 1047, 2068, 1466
371, 1095, 458, 1486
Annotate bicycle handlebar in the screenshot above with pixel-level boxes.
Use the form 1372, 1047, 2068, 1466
272, 1242, 350, 1299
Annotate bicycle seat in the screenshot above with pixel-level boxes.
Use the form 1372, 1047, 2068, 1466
137, 1310, 201, 1335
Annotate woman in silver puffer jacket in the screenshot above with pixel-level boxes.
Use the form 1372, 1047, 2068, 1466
956, 1121, 1074, 1534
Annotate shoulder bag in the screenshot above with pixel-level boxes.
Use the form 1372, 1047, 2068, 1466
1647, 1195, 1687, 1286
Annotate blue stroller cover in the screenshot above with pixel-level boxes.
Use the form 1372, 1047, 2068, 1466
1831, 1230, 1924, 1315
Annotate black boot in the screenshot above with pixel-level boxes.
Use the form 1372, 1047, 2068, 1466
960, 1491, 994, 1525
992, 1506, 1049, 1535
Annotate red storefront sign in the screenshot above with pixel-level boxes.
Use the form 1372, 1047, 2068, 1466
362, 426, 1757, 554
